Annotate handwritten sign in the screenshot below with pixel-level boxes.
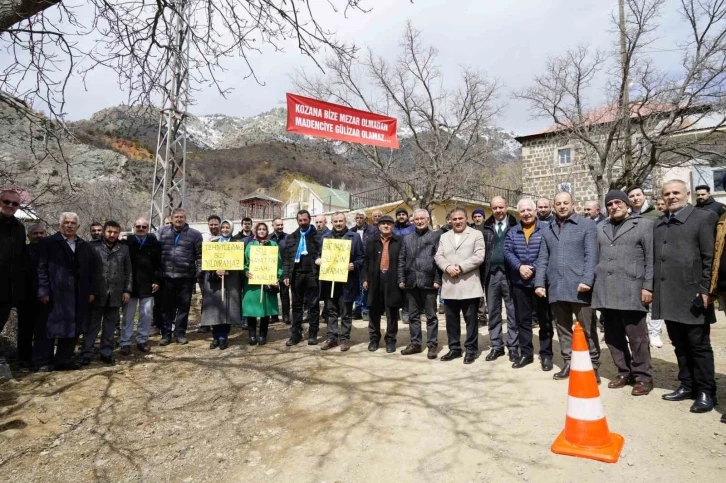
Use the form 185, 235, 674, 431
319, 238, 351, 283
202, 242, 245, 271
248, 245, 279, 285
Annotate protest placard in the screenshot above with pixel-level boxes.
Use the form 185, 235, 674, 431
319, 238, 351, 283
201, 242, 245, 271
247, 245, 279, 285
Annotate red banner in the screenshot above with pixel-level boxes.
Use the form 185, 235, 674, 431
286, 93, 399, 149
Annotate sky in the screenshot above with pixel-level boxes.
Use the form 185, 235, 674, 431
15, 0, 690, 136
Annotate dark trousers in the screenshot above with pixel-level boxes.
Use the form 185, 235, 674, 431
16, 303, 36, 363
248, 317, 270, 338
291, 272, 319, 333
279, 285, 291, 321
665, 321, 716, 396
162, 278, 194, 337
153, 280, 164, 329
212, 324, 231, 340
444, 298, 479, 354
551, 301, 600, 367
510, 285, 553, 358
33, 336, 78, 369
368, 271, 399, 343
603, 309, 652, 382
324, 286, 353, 341
486, 270, 518, 353
83, 301, 120, 359
406, 289, 438, 347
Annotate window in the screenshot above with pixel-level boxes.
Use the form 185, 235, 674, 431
714, 169, 726, 192
642, 174, 654, 193
557, 148, 572, 165
557, 182, 573, 194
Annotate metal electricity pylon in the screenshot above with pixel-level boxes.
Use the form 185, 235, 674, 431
150, 0, 191, 230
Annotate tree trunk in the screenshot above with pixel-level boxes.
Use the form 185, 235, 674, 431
0, 0, 61, 32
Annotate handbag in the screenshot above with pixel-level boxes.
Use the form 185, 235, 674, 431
263, 284, 280, 295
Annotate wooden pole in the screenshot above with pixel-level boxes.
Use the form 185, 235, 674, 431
221, 274, 225, 303
260, 285, 264, 303
331, 281, 335, 298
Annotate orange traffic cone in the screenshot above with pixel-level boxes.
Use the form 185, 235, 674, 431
551, 321, 624, 463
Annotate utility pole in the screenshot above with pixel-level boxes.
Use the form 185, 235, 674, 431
150, 0, 191, 230
619, 0, 633, 180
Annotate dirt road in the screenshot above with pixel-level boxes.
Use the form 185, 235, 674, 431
1, 305, 725, 482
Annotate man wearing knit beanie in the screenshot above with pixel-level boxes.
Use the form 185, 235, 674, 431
592, 189, 654, 395
471, 208, 486, 228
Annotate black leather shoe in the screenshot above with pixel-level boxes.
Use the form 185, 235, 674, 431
553, 363, 570, 380
440, 350, 462, 361
80, 357, 92, 366
36, 365, 52, 373
512, 355, 534, 368
308, 334, 319, 345
690, 392, 715, 413
662, 386, 693, 401
100, 355, 116, 365
541, 357, 553, 372
286, 332, 302, 347
175, 336, 188, 345
55, 361, 81, 371
219, 339, 229, 350
485, 348, 505, 361
508, 352, 518, 363
210, 339, 220, 349
249, 336, 258, 346
258, 337, 267, 346
159, 336, 172, 346
368, 340, 379, 352
386, 342, 396, 353
463, 352, 477, 364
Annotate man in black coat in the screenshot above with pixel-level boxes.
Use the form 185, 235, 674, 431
81, 220, 132, 365
16, 223, 47, 368
121, 217, 161, 354
283, 210, 321, 346
397, 208, 441, 359
0, 189, 28, 379
157, 208, 203, 345
362, 215, 403, 353
271, 218, 290, 324
695, 184, 726, 217
654, 180, 719, 413
351, 210, 377, 320
35, 212, 99, 372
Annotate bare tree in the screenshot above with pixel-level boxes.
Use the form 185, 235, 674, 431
517, 0, 726, 200
293, 21, 501, 210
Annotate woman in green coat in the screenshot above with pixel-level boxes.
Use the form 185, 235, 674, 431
242, 222, 283, 345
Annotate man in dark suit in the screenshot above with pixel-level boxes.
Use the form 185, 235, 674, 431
362, 215, 403, 353
283, 210, 321, 346
535, 191, 600, 381
654, 179, 718, 413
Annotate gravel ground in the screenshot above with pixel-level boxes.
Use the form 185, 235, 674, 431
1, 298, 725, 483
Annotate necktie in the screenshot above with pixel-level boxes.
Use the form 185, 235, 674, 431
497, 222, 503, 236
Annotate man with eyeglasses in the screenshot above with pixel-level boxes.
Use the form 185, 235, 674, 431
0, 189, 28, 379
121, 218, 161, 355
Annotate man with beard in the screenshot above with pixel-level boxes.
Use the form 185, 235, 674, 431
318, 212, 364, 352
283, 210, 322, 346
203, 215, 222, 242
536, 198, 555, 224
695, 184, 726, 217
82, 220, 132, 365
89, 222, 103, 241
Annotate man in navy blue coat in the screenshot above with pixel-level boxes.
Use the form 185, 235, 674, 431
317, 212, 364, 352
534, 191, 600, 382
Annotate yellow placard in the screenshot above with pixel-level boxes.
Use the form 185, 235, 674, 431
202, 242, 245, 271
248, 245, 279, 285
318, 238, 351, 283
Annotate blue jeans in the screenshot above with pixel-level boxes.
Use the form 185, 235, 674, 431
121, 296, 154, 346
354, 280, 369, 315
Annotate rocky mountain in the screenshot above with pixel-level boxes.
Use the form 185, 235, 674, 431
75, 105, 522, 161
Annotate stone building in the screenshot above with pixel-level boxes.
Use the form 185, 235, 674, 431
516, 108, 726, 205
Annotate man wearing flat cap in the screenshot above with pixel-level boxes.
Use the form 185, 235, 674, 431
591, 190, 654, 396
363, 215, 404, 353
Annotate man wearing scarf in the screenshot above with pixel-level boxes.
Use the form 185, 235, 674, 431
283, 210, 322, 346
317, 212, 364, 352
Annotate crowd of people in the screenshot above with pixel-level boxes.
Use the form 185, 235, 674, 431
0, 181, 724, 424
